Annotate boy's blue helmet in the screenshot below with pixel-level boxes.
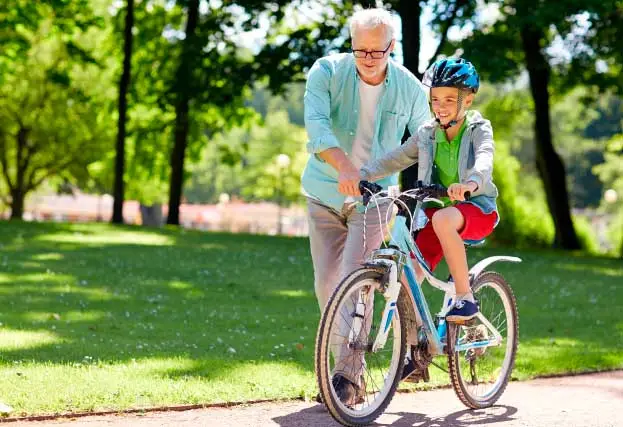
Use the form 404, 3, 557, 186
422, 58, 480, 93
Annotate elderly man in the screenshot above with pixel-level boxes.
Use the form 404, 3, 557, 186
302, 7, 430, 403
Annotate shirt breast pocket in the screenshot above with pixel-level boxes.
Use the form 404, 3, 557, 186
381, 110, 409, 141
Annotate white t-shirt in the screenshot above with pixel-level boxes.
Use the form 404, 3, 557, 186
345, 79, 385, 203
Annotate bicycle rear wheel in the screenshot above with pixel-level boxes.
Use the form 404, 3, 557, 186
315, 268, 406, 426
447, 271, 518, 409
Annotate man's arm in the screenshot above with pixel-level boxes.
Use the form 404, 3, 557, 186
304, 59, 359, 196
318, 148, 360, 196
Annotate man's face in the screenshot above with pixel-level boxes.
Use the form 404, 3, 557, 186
430, 87, 474, 125
351, 25, 394, 83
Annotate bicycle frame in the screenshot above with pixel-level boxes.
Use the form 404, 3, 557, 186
364, 210, 521, 357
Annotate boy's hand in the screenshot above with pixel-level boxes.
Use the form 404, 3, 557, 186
448, 182, 478, 201
337, 162, 361, 196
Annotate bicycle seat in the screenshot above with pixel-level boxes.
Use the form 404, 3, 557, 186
463, 238, 485, 247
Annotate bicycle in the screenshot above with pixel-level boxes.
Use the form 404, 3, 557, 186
315, 180, 520, 426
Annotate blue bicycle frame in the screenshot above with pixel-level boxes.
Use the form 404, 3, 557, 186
368, 211, 520, 357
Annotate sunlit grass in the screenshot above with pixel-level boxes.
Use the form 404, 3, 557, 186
0, 220, 621, 416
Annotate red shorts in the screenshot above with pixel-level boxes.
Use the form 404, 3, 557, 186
413, 203, 498, 271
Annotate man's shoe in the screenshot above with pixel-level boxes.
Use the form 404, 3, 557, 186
332, 374, 365, 406
446, 299, 479, 322
401, 357, 430, 383
401, 357, 416, 381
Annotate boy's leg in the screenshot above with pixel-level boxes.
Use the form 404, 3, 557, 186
414, 207, 444, 271
432, 203, 497, 321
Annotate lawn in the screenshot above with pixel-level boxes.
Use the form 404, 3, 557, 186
0, 220, 621, 416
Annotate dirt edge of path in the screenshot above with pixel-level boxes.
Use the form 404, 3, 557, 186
1, 368, 620, 424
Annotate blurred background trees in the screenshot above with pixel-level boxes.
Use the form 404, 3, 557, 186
1, 0, 622, 255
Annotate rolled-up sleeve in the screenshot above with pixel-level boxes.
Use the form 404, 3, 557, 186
304, 60, 341, 155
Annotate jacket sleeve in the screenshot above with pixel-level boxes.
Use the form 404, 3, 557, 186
303, 60, 341, 157
407, 82, 431, 135
466, 120, 495, 189
360, 135, 419, 181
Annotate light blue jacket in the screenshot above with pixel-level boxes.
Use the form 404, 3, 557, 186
361, 110, 499, 216
301, 53, 430, 211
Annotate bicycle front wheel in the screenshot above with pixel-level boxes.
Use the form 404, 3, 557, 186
315, 268, 406, 426
447, 271, 518, 409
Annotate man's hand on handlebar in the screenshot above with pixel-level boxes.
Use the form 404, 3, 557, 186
337, 162, 361, 197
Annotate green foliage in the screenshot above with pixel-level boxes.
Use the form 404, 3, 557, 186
593, 134, 623, 255
185, 110, 307, 205
573, 214, 600, 255
0, 9, 113, 214
490, 138, 555, 248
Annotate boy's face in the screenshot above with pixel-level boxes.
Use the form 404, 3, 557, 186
430, 87, 474, 126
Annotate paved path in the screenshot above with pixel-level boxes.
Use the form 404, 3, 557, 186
6, 371, 623, 427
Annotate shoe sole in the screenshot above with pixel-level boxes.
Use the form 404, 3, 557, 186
446, 313, 478, 323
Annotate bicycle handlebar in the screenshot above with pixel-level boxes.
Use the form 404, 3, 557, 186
359, 180, 470, 206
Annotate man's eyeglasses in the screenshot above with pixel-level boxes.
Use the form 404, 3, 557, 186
352, 41, 392, 59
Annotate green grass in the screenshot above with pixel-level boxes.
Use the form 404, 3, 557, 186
0, 220, 621, 416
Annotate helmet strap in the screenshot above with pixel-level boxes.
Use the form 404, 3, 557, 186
435, 89, 467, 130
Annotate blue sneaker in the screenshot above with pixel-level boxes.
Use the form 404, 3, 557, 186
446, 299, 479, 322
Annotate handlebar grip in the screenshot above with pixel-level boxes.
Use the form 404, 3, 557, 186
464, 191, 471, 201
359, 181, 382, 206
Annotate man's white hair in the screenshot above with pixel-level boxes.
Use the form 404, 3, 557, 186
349, 8, 395, 43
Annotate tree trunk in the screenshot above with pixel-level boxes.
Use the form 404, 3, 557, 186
112, 0, 135, 225
9, 127, 29, 220
395, 0, 423, 191
10, 188, 24, 220
166, 0, 199, 225
395, 0, 422, 80
520, 25, 581, 250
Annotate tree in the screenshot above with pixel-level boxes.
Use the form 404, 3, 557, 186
386, 0, 478, 189
0, 46, 111, 219
454, 0, 623, 249
0, 3, 110, 219
111, 0, 135, 224
185, 110, 308, 206
163, 0, 345, 225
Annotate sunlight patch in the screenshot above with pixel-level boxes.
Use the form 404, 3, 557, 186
0, 329, 61, 350
169, 281, 193, 290
32, 253, 64, 261
21, 311, 104, 323
35, 232, 174, 246
272, 289, 311, 298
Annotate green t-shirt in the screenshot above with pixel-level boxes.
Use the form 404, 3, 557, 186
431, 120, 467, 207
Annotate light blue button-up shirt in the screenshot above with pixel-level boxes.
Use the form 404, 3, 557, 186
301, 53, 431, 211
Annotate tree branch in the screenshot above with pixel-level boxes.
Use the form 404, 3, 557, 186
430, 0, 469, 63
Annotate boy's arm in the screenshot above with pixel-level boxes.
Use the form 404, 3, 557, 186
467, 120, 495, 191
407, 83, 432, 135
360, 135, 419, 182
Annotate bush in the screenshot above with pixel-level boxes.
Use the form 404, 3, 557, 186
573, 215, 600, 255
489, 139, 554, 248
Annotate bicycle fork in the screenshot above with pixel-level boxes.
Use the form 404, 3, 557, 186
348, 259, 401, 353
